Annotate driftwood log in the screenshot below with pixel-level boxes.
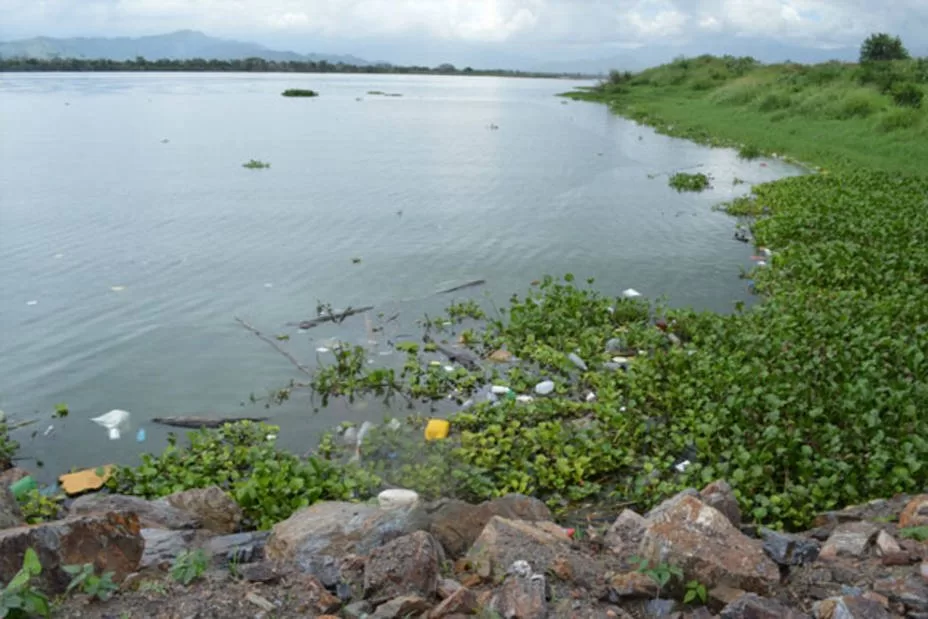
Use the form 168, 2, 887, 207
435, 279, 486, 295
289, 306, 375, 330
152, 416, 269, 429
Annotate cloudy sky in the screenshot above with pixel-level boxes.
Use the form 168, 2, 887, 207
1, 0, 926, 69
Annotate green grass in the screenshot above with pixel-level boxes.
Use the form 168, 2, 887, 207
567, 55, 928, 176
668, 172, 712, 192
281, 89, 318, 97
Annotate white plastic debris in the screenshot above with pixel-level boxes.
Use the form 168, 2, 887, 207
316, 347, 330, 353
386, 418, 402, 431
622, 288, 642, 299
444, 366, 455, 373
674, 460, 691, 473
612, 357, 630, 365
568, 353, 588, 371
756, 261, 768, 267
509, 560, 532, 577
91, 409, 130, 440
110, 286, 125, 292
357, 421, 375, 446
378, 489, 419, 510
585, 392, 597, 403
26, 300, 38, 306
534, 380, 555, 396
620, 406, 627, 412
43, 425, 54, 437
516, 395, 534, 404
266, 433, 278, 441
491, 385, 512, 395
760, 247, 773, 258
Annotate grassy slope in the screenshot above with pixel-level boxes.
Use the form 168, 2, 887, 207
568, 56, 928, 176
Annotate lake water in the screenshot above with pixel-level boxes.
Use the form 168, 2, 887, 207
0, 72, 802, 481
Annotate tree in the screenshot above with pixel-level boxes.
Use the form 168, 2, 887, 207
860, 33, 910, 63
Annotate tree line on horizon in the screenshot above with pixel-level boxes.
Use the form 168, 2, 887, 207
0, 55, 589, 78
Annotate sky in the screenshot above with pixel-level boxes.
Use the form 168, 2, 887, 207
1, 0, 926, 70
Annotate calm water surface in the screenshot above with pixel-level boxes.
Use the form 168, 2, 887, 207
0, 73, 802, 481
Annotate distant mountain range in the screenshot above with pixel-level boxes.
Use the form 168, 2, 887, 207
0, 30, 372, 65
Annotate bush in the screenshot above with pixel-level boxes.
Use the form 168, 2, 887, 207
17, 489, 63, 524
857, 62, 905, 93
0, 422, 16, 470
877, 108, 922, 132
832, 92, 882, 119
668, 172, 712, 192
891, 82, 924, 108
758, 92, 792, 112
860, 33, 910, 63
107, 422, 380, 530
281, 89, 318, 97
738, 144, 763, 160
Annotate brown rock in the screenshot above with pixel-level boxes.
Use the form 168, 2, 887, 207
139, 528, 195, 568
491, 561, 547, 619
701, 480, 742, 528
881, 551, 914, 566
900, 495, 928, 528
296, 573, 342, 615
604, 509, 646, 559
0, 484, 24, 530
873, 574, 928, 614
875, 530, 902, 556
819, 522, 879, 560
862, 591, 889, 608
162, 486, 242, 534
551, 556, 573, 582
709, 585, 747, 610
372, 595, 432, 619
684, 609, 714, 619
0, 511, 143, 593
430, 494, 552, 558
719, 593, 809, 618
638, 493, 780, 594
237, 561, 281, 583
488, 350, 513, 363
429, 587, 478, 617
364, 531, 440, 605
610, 571, 659, 598
0, 467, 30, 488
71, 493, 201, 530
815, 595, 891, 619
438, 577, 463, 599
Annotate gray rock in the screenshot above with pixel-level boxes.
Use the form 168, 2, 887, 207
604, 509, 646, 560
819, 522, 880, 560
364, 531, 440, 605
814, 595, 892, 619
237, 561, 281, 584
873, 575, 928, 613
429, 494, 552, 558
492, 561, 548, 619
568, 352, 588, 371
205, 531, 269, 564
161, 486, 242, 534
720, 593, 810, 619
140, 528, 195, 569
644, 598, 677, 618
700, 480, 741, 528
761, 528, 821, 566
343, 600, 373, 619
371, 595, 432, 619
70, 493, 200, 530
0, 484, 24, 530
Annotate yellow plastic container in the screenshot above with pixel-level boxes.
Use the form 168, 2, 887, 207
424, 419, 450, 441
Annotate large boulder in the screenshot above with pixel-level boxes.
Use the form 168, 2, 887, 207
266, 501, 430, 585
604, 509, 646, 559
819, 522, 880, 560
364, 531, 441, 605
638, 493, 780, 594
760, 528, 821, 566
70, 493, 201, 530
139, 528, 195, 569
466, 516, 571, 582
0, 511, 143, 593
700, 480, 742, 528
162, 486, 242, 534
0, 484, 24, 530
429, 494, 552, 558
814, 596, 891, 619
490, 560, 547, 619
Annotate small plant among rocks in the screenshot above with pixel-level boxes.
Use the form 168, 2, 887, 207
631, 556, 683, 599
1, 548, 51, 618
64, 563, 119, 601
898, 526, 928, 542
683, 579, 708, 605
170, 550, 209, 586
668, 172, 712, 192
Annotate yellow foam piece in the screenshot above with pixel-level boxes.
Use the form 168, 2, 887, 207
59, 465, 114, 496
424, 419, 450, 441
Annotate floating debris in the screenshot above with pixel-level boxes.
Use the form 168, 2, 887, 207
136, 428, 146, 442
378, 489, 419, 510
425, 419, 450, 441
26, 300, 38, 306
152, 416, 268, 429
622, 288, 642, 299
91, 409, 130, 440
491, 385, 512, 395
436, 279, 486, 295
516, 395, 534, 404
534, 380, 555, 396
568, 352, 588, 371
110, 286, 126, 292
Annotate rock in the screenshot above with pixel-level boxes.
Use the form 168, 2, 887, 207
429, 586, 478, 617
372, 595, 432, 619
761, 528, 821, 566
900, 495, 928, 528
292, 573, 342, 615
815, 595, 891, 619
430, 494, 552, 558
364, 531, 440, 605
438, 577, 463, 599
245, 592, 275, 612
465, 517, 587, 583
0, 511, 143, 593
0, 467, 30, 489
709, 585, 747, 610
343, 601, 374, 619
643, 598, 677, 617
819, 522, 880, 560
873, 574, 928, 613
604, 509, 646, 559
492, 561, 547, 619
719, 593, 810, 618
684, 609, 714, 619
700, 480, 741, 527
874, 530, 901, 556
139, 528, 195, 569
70, 493, 201, 530
0, 484, 24, 529
267, 501, 429, 583
609, 572, 659, 598
489, 350, 514, 363
813, 497, 911, 535
638, 493, 779, 594
378, 489, 419, 510
205, 531, 269, 564
568, 353, 588, 371
162, 486, 242, 534
237, 561, 281, 583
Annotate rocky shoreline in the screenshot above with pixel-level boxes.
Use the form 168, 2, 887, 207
4, 475, 928, 618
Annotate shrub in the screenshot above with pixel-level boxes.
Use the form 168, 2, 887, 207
107, 422, 380, 530
738, 145, 763, 160
64, 564, 118, 601
758, 92, 792, 112
171, 550, 209, 585
17, 489, 63, 524
891, 82, 924, 108
281, 89, 318, 97
668, 172, 712, 192
877, 108, 921, 132
0, 423, 16, 470
832, 92, 882, 119
0, 549, 50, 618
860, 33, 910, 63
857, 62, 904, 93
